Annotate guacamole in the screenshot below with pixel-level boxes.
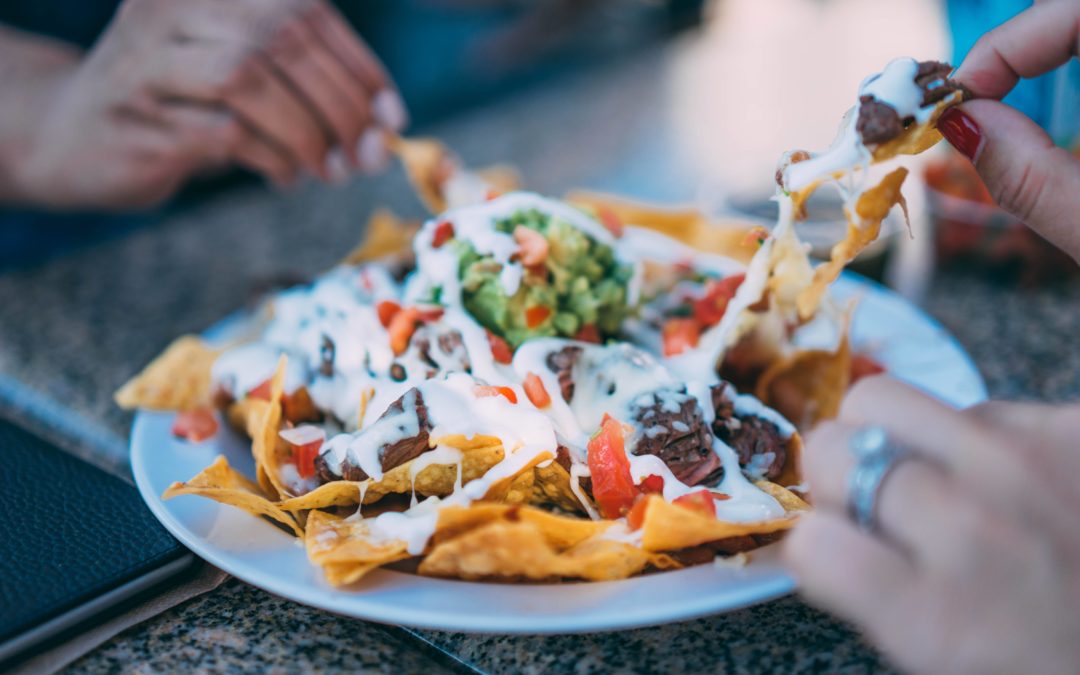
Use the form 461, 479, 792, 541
454, 208, 634, 348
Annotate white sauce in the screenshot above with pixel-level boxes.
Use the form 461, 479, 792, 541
783, 57, 935, 193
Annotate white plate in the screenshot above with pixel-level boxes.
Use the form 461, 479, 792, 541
130, 273, 986, 634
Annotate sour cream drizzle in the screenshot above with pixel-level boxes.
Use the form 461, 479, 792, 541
211, 190, 801, 553
782, 57, 937, 193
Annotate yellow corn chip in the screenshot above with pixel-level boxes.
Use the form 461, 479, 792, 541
756, 334, 853, 430
341, 208, 419, 266
638, 494, 801, 552
796, 167, 908, 320
251, 355, 289, 500
114, 336, 218, 411
162, 455, 302, 537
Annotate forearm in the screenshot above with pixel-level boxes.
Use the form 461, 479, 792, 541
0, 25, 82, 204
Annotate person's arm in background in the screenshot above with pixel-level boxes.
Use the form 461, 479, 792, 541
0, 0, 408, 211
784, 4, 1080, 674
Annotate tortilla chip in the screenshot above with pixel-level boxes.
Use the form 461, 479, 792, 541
114, 336, 219, 411
162, 455, 302, 537
304, 511, 411, 585
341, 208, 419, 266
796, 167, 908, 320
756, 334, 853, 429
420, 521, 663, 582
566, 190, 760, 264
431, 502, 610, 550
476, 165, 522, 195
388, 135, 454, 214
871, 91, 964, 162
638, 494, 801, 552
251, 356, 289, 500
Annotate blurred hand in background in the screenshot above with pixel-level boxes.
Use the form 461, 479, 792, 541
0, 0, 408, 210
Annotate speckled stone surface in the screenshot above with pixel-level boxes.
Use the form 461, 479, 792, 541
2, 41, 1078, 675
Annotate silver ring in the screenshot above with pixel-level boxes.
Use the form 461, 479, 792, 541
846, 426, 912, 533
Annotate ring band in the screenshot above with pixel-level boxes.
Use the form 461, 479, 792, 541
846, 426, 912, 533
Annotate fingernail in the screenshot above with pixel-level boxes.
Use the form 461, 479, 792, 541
325, 147, 350, 184
372, 89, 409, 131
357, 127, 389, 174
938, 107, 984, 163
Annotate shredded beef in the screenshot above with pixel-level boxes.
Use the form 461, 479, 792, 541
629, 389, 719, 486
857, 60, 966, 146
314, 389, 432, 483
545, 345, 583, 403
392, 325, 470, 381
708, 383, 787, 481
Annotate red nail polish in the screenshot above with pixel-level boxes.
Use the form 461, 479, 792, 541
938, 107, 983, 162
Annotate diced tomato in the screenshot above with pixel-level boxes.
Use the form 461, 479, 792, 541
850, 354, 886, 384
376, 300, 402, 328
474, 385, 518, 404
639, 474, 664, 494
627, 496, 649, 531
693, 273, 745, 327
587, 415, 638, 519
172, 408, 219, 443
247, 378, 273, 401
597, 207, 624, 238
485, 189, 501, 201
513, 225, 549, 267
673, 490, 717, 518
293, 442, 320, 479
574, 323, 601, 344
280, 425, 325, 479
431, 220, 455, 248
525, 305, 551, 329
486, 330, 514, 364
388, 307, 421, 355
662, 318, 701, 356
522, 372, 551, 408
415, 305, 445, 322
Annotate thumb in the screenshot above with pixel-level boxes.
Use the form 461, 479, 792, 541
937, 99, 1080, 263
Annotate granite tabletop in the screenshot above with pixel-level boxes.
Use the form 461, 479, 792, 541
3, 40, 1079, 675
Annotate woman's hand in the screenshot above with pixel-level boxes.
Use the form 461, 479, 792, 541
938, 0, 1080, 262
8, 0, 407, 210
784, 376, 1080, 674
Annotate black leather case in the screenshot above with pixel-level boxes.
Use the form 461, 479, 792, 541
0, 416, 188, 655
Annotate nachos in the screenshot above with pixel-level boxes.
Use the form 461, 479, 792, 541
119, 57, 955, 586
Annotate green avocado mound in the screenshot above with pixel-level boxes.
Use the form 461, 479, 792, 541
455, 208, 635, 349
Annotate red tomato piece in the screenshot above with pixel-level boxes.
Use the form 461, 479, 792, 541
587, 415, 638, 519
388, 307, 421, 355
525, 305, 551, 329
662, 318, 701, 356
627, 496, 649, 531
415, 305, 445, 322
850, 354, 886, 384
293, 442, 320, 479
673, 490, 717, 518
693, 273, 746, 327
486, 331, 514, 364
474, 385, 518, 404
639, 474, 664, 494
172, 408, 219, 443
376, 300, 402, 328
432, 220, 455, 248
574, 323, 601, 344
597, 207, 624, 238
522, 372, 551, 408
247, 378, 273, 401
